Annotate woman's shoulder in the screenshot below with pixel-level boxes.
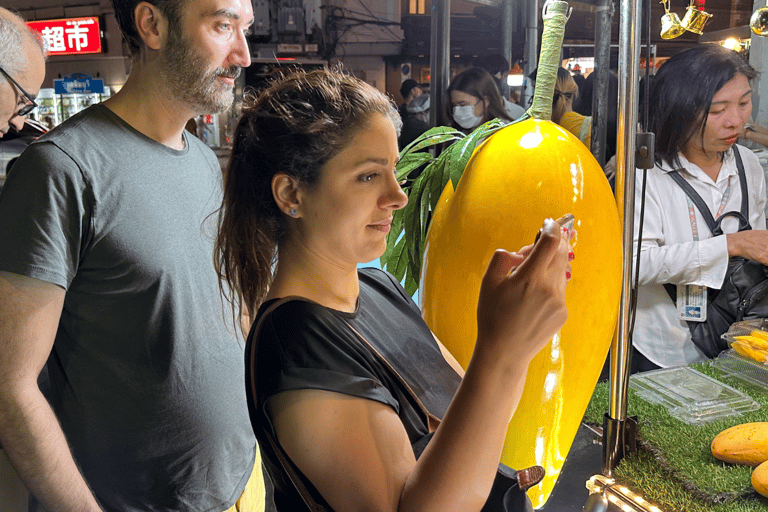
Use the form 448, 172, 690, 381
358, 267, 420, 312
256, 297, 340, 331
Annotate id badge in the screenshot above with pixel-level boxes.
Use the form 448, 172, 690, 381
677, 284, 707, 322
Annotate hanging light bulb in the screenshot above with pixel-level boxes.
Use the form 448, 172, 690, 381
750, 6, 768, 36
680, 0, 712, 35
660, 0, 685, 39
722, 37, 742, 50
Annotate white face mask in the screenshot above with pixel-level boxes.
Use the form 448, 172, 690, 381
452, 104, 483, 130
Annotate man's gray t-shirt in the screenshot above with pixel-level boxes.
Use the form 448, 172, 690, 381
0, 104, 256, 511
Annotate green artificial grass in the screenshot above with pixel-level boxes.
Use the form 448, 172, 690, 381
584, 360, 768, 511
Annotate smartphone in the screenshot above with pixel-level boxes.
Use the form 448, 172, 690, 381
534, 213, 575, 243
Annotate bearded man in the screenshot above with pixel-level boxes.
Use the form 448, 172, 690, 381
0, 0, 266, 510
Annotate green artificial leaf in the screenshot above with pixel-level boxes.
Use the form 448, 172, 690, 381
382, 121, 508, 296
400, 126, 463, 155
396, 152, 433, 181
390, 235, 409, 283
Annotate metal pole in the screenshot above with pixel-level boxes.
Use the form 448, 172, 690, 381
590, 0, 613, 167
603, 0, 641, 476
523, 0, 539, 101
429, 0, 451, 127
501, 0, 514, 100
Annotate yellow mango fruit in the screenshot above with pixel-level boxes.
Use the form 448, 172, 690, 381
421, 119, 622, 508
711, 422, 768, 466
750, 330, 768, 345
734, 335, 768, 350
752, 460, 768, 497
732, 340, 768, 363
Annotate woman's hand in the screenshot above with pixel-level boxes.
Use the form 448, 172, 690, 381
475, 218, 571, 366
727, 230, 768, 265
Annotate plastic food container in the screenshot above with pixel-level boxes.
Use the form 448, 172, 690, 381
628, 367, 760, 425
720, 319, 768, 363
710, 349, 768, 391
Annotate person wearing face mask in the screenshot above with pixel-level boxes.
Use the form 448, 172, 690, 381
447, 68, 515, 133
398, 93, 430, 150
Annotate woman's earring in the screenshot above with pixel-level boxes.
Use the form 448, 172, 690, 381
289, 208, 297, 217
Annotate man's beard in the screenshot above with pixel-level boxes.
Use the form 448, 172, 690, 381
160, 26, 241, 114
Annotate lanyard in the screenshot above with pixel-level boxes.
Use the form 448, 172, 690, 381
684, 175, 732, 241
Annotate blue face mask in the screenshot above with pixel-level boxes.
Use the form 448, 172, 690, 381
452, 104, 483, 130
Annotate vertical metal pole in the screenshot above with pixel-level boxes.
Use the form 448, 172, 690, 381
429, 0, 451, 127
524, 0, 539, 80
501, 0, 514, 100
603, 0, 641, 476
590, 0, 613, 167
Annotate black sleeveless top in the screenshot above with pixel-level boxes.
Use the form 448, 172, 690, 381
245, 268, 463, 510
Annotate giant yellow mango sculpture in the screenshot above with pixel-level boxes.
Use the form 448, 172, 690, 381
421, 119, 622, 508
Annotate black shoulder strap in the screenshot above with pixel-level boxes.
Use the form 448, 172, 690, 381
666, 146, 750, 237
734, 145, 749, 220
666, 170, 718, 232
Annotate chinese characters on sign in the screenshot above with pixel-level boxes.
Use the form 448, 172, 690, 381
26, 17, 103, 56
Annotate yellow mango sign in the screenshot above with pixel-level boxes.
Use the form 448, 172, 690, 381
421, 119, 622, 508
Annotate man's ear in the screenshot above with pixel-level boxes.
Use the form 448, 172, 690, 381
134, 1, 167, 51
272, 173, 301, 217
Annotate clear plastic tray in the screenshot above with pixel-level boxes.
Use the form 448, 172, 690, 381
710, 349, 768, 391
628, 366, 759, 425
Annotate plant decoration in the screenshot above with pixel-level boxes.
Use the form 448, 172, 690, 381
381, 120, 505, 295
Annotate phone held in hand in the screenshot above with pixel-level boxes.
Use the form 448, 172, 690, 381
534, 213, 575, 243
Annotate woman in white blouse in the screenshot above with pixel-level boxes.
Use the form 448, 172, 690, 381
633, 44, 768, 372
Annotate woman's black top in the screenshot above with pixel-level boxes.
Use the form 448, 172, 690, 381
245, 268, 463, 511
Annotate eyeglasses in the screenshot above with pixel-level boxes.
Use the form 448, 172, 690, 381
0, 66, 38, 118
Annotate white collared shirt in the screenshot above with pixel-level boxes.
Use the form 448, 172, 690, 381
632, 145, 767, 367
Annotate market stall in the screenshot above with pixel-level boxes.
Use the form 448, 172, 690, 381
389, 0, 768, 510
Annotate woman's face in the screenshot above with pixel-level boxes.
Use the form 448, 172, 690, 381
685, 73, 752, 160
296, 113, 407, 266
450, 89, 488, 128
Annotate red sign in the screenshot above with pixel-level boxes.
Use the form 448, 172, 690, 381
26, 17, 102, 56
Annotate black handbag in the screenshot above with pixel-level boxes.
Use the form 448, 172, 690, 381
663, 147, 768, 358
247, 297, 543, 512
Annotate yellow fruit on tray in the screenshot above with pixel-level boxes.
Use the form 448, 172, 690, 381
734, 335, 768, 350
421, 119, 622, 508
731, 340, 768, 363
711, 422, 768, 466
750, 329, 768, 343
752, 460, 768, 497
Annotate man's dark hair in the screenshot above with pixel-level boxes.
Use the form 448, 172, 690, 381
399, 79, 420, 101
111, 0, 185, 56
476, 54, 510, 77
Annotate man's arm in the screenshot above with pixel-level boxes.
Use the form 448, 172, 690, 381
0, 271, 102, 512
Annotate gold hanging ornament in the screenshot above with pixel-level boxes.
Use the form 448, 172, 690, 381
660, 0, 685, 39
680, 0, 712, 35
750, 5, 768, 36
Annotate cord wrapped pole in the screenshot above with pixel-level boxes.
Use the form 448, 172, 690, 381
529, 0, 569, 121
